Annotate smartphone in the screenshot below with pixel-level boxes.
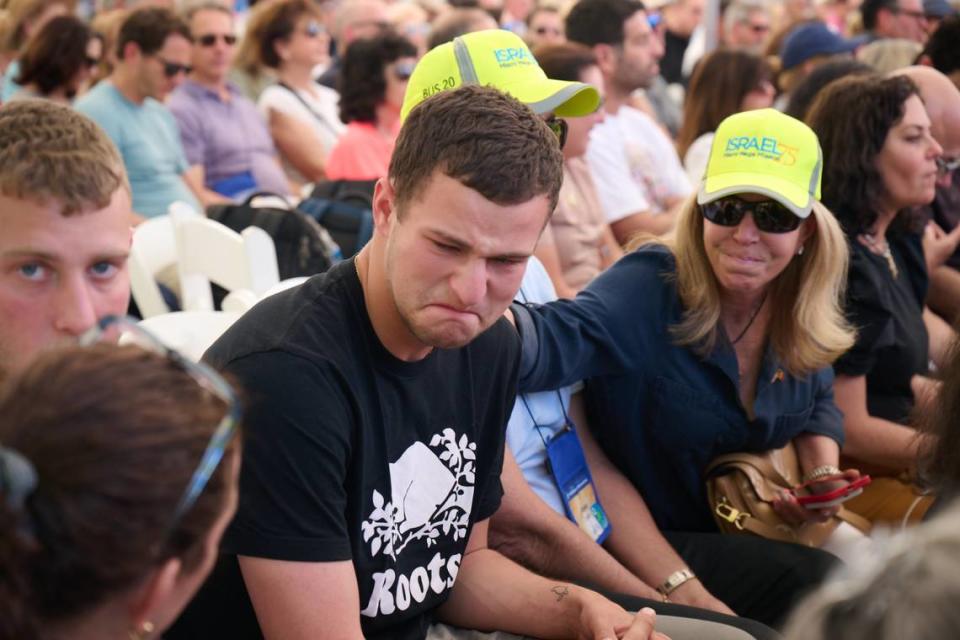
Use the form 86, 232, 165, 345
794, 475, 872, 509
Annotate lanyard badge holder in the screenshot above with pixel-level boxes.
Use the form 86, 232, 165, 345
521, 395, 612, 543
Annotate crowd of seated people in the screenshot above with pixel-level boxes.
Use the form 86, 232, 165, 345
3, 0, 960, 638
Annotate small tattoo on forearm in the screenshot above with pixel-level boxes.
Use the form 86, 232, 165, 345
551, 586, 569, 602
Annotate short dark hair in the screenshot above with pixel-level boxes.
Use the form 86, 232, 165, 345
116, 6, 191, 59
254, 0, 320, 69
389, 85, 564, 214
534, 41, 598, 82
338, 33, 417, 124
805, 74, 920, 233
565, 0, 646, 47
860, 0, 895, 31
784, 59, 876, 120
15, 15, 92, 97
921, 15, 960, 76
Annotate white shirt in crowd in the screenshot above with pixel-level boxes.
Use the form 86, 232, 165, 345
586, 104, 692, 224
683, 132, 714, 186
257, 83, 345, 182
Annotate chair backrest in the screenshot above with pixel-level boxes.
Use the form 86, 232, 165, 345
170, 207, 281, 312
132, 310, 243, 361
128, 203, 205, 318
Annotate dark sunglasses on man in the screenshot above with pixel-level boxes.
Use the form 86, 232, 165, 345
158, 57, 192, 78
702, 196, 803, 233
936, 155, 960, 176
198, 32, 238, 47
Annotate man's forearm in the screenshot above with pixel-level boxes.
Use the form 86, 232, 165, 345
490, 504, 659, 600
435, 548, 613, 638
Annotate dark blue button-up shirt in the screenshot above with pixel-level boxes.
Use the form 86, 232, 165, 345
514, 245, 844, 531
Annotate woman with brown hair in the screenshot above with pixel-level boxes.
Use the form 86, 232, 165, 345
254, 0, 344, 184
806, 74, 946, 524
0, 0, 74, 101
12, 14, 100, 102
676, 48, 775, 184
0, 327, 241, 640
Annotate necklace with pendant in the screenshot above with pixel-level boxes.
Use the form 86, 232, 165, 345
861, 233, 899, 279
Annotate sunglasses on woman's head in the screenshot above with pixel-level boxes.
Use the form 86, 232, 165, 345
701, 196, 803, 233
80, 316, 241, 532
198, 32, 238, 47
544, 115, 568, 151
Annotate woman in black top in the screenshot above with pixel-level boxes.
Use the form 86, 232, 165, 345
806, 74, 946, 524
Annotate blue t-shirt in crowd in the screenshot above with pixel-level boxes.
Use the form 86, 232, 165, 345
75, 82, 200, 218
1, 60, 21, 101
513, 244, 845, 532
505, 257, 575, 516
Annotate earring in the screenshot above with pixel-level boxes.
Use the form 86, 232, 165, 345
129, 621, 155, 640
797, 245, 805, 256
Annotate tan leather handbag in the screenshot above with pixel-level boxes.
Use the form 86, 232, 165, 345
705, 444, 871, 547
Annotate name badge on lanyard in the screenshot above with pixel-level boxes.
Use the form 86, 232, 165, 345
521, 395, 612, 544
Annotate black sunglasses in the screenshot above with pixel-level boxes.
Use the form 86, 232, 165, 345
702, 196, 802, 233
158, 57, 192, 78
392, 59, 416, 81
302, 20, 326, 38
84, 55, 100, 68
198, 32, 238, 47
545, 115, 568, 151
936, 156, 960, 176
80, 316, 241, 529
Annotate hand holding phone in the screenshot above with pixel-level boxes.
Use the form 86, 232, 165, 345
794, 475, 872, 510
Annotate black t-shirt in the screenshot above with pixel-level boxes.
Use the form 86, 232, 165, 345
168, 259, 520, 640
834, 231, 929, 423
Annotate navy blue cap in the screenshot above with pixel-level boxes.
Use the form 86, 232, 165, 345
924, 0, 956, 18
780, 22, 867, 71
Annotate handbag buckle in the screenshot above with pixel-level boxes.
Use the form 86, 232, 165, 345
715, 498, 749, 530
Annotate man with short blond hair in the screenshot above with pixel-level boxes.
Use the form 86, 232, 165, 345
0, 100, 132, 382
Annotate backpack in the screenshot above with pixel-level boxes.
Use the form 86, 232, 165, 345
206, 192, 341, 280
298, 179, 376, 258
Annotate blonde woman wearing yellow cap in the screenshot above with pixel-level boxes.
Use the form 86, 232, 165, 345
513, 108, 860, 624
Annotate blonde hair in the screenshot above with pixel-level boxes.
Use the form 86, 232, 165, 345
0, 100, 128, 215
639, 195, 855, 376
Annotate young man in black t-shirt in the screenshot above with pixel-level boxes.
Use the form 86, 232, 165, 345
169, 86, 665, 640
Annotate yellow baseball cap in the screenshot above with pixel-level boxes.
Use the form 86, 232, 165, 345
400, 29, 601, 121
698, 109, 823, 218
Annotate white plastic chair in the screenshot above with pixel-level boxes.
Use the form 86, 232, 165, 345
128, 202, 202, 318
132, 311, 243, 361
169, 207, 281, 312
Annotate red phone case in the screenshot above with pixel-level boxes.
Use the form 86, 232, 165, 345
794, 475, 872, 507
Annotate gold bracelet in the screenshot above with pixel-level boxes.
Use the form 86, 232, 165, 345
802, 465, 841, 484
656, 568, 696, 600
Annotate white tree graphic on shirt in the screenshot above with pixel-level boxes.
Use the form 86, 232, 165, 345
360, 428, 477, 561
